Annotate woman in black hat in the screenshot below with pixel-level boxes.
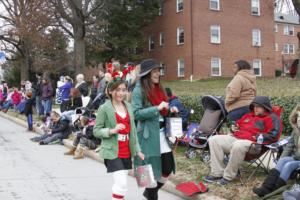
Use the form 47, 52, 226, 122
131, 58, 177, 200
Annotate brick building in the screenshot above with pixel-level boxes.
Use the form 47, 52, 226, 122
274, 13, 300, 75
143, 0, 276, 80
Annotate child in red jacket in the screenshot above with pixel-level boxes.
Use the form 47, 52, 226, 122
204, 96, 280, 185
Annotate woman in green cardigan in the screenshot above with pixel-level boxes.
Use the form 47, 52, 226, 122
93, 77, 144, 200
131, 59, 177, 200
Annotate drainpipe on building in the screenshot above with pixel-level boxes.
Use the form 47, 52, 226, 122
190, 0, 194, 82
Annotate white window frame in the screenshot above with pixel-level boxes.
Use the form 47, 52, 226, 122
177, 0, 183, 12
211, 57, 221, 76
253, 59, 262, 76
159, 32, 164, 46
283, 44, 295, 54
177, 27, 184, 45
283, 25, 294, 36
160, 63, 165, 76
252, 29, 261, 46
251, 0, 260, 16
210, 25, 221, 44
177, 58, 185, 77
274, 24, 278, 32
148, 35, 154, 51
275, 43, 278, 51
210, 0, 220, 11
159, 0, 164, 16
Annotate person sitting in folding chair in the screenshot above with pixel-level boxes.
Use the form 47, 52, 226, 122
204, 96, 280, 185
253, 104, 300, 197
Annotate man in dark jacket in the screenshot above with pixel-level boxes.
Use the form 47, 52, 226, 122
31, 111, 71, 145
204, 96, 281, 185
75, 74, 88, 97
41, 78, 53, 115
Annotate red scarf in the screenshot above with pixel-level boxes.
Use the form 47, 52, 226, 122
147, 84, 168, 117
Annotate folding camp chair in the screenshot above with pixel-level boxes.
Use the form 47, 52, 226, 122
239, 105, 284, 185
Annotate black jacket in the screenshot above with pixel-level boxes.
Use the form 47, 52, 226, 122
51, 117, 71, 139
24, 99, 33, 116
69, 97, 83, 110
83, 126, 101, 145
76, 82, 89, 97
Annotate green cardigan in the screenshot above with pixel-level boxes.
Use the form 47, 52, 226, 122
131, 83, 175, 179
281, 129, 300, 160
93, 100, 141, 160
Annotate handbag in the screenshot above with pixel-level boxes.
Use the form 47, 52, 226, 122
134, 160, 157, 188
166, 117, 183, 137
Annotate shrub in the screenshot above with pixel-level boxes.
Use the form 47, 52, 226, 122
179, 95, 300, 135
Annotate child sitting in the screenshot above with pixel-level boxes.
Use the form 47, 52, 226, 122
30, 111, 71, 145
64, 116, 101, 159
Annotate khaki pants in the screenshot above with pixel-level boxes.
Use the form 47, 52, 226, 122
208, 134, 253, 180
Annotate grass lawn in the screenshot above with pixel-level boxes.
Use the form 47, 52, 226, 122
163, 77, 300, 97
171, 145, 267, 200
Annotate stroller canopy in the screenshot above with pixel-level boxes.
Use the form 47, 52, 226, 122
201, 95, 227, 119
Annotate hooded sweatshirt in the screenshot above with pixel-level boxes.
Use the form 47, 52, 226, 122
225, 69, 257, 112
233, 96, 280, 143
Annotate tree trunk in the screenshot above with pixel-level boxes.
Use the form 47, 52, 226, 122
73, 26, 85, 74
20, 58, 29, 81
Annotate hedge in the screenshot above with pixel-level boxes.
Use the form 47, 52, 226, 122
179, 95, 300, 135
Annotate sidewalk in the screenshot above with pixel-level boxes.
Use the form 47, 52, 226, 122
0, 111, 226, 200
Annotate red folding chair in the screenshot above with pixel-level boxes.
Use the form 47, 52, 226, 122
239, 106, 284, 184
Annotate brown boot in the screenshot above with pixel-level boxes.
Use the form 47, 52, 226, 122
64, 146, 76, 155
73, 146, 84, 159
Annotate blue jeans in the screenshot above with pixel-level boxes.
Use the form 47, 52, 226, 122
35, 96, 43, 116
42, 99, 52, 115
33, 133, 63, 144
27, 114, 33, 130
227, 106, 250, 122
276, 156, 300, 181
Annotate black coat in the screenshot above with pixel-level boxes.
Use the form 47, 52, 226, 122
24, 99, 33, 116
51, 117, 71, 139
76, 82, 89, 97
84, 126, 101, 145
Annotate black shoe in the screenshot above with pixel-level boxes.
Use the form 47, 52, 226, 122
39, 141, 47, 145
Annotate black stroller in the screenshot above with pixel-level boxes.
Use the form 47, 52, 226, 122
185, 95, 227, 162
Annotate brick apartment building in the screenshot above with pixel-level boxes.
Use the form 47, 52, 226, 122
274, 13, 300, 75
143, 0, 276, 80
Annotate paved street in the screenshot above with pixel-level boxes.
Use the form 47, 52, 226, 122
0, 116, 183, 200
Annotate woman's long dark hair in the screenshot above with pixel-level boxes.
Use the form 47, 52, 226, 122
140, 72, 165, 99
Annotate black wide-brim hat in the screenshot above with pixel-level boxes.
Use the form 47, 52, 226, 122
139, 58, 161, 77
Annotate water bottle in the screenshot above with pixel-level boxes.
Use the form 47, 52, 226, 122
257, 133, 264, 144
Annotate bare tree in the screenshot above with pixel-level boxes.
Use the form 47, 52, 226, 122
51, 0, 106, 74
0, 0, 52, 80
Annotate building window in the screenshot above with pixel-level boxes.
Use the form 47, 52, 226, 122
177, 27, 184, 45
284, 25, 294, 36
159, 32, 164, 46
149, 35, 154, 51
211, 57, 221, 76
274, 24, 278, 32
210, 25, 221, 44
177, 0, 183, 12
210, 0, 220, 10
160, 63, 165, 76
251, 0, 260, 16
283, 44, 295, 54
159, 0, 164, 16
252, 29, 261, 46
253, 59, 262, 76
178, 58, 185, 77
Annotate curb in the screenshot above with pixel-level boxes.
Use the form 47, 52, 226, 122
0, 112, 226, 200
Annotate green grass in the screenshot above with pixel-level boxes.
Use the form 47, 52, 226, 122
163, 77, 300, 97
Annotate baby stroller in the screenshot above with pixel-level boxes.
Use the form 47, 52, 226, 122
185, 95, 227, 162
